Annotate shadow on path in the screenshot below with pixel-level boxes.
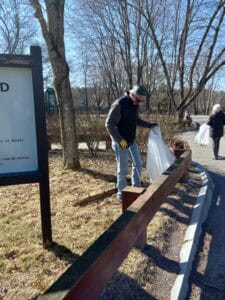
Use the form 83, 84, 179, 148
188, 171, 225, 299
142, 244, 180, 274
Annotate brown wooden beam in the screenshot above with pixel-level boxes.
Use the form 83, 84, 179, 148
39, 150, 191, 300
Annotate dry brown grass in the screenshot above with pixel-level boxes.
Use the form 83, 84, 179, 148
0, 114, 181, 300
0, 152, 110, 298
0, 149, 150, 300
0, 147, 184, 300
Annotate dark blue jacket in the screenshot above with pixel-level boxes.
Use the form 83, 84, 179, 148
105, 95, 154, 145
207, 111, 225, 138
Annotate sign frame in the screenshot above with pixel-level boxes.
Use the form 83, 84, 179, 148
0, 46, 52, 247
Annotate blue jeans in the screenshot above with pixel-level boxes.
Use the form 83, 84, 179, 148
112, 141, 142, 199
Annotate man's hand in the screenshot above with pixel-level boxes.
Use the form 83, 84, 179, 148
119, 139, 128, 149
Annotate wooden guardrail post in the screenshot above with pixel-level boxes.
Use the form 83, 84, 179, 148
179, 151, 191, 183
122, 186, 145, 212
122, 186, 146, 249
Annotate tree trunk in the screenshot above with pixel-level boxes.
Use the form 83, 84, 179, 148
193, 100, 198, 115
29, 0, 80, 170
55, 75, 80, 169
178, 108, 185, 124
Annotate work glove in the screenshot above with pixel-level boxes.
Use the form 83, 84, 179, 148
119, 139, 128, 149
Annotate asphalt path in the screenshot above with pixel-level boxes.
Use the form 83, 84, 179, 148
179, 115, 225, 299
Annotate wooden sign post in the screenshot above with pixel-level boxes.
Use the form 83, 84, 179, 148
0, 46, 52, 248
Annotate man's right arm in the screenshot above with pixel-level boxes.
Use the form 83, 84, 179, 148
105, 100, 123, 143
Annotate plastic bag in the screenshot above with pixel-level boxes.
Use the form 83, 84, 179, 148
194, 124, 209, 145
146, 126, 176, 181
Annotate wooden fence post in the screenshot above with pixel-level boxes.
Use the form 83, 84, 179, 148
122, 186, 146, 249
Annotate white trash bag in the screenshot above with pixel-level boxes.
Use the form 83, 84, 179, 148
146, 126, 176, 181
194, 124, 209, 145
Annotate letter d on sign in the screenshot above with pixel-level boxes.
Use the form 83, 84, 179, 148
0, 82, 9, 92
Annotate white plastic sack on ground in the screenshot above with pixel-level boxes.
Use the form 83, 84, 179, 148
146, 126, 176, 181
194, 124, 209, 145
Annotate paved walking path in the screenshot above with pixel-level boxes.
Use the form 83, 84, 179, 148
182, 115, 225, 172
179, 116, 225, 299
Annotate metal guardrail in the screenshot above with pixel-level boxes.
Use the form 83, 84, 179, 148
39, 150, 191, 300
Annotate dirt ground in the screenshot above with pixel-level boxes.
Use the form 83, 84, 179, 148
0, 149, 201, 300
100, 168, 201, 300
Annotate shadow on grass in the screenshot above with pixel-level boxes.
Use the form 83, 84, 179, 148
47, 242, 80, 264
43, 238, 156, 299
100, 273, 156, 300
100, 244, 180, 300
80, 168, 117, 183
79, 168, 150, 188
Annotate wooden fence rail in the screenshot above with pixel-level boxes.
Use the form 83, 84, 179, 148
39, 150, 191, 300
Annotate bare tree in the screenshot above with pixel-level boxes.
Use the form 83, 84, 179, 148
131, 0, 225, 119
81, 51, 90, 113
29, 0, 80, 169
68, 0, 161, 113
0, 0, 37, 54
72, 1, 130, 97
91, 74, 105, 114
193, 74, 221, 115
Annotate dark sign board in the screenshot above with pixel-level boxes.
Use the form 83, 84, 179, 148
0, 46, 52, 247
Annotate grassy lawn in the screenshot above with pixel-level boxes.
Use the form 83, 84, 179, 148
0, 115, 182, 299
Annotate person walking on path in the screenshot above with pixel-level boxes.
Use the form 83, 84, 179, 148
105, 84, 158, 200
207, 103, 225, 160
